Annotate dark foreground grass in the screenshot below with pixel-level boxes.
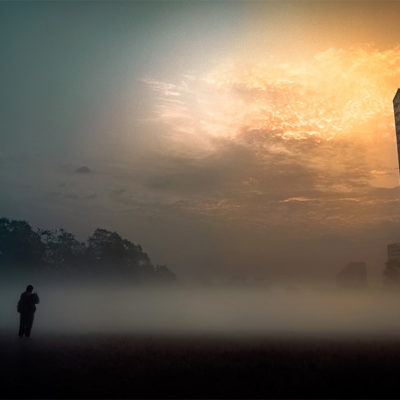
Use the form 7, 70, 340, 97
1, 333, 400, 398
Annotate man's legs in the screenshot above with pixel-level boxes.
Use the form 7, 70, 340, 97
24, 313, 34, 337
19, 314, 25, 337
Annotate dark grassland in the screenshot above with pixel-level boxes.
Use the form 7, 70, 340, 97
2, 334, 400, 398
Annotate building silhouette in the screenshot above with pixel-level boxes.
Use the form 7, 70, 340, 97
336, 262, 367, 288
384, 243, 400, 286
383, 94, 400, 285
388, 242, 400, 262
393, 89, 400, 171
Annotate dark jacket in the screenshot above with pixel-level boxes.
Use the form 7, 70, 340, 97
17, 292, 40, 314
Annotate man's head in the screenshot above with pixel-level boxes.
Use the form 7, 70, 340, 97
26, 285, 33, 293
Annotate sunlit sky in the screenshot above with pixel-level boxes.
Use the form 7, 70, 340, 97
2, 1, 400, 282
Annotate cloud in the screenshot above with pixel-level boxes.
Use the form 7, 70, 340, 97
4, 47, 400, 280
75, 166, 92, 174
140, 47, 400, 234
148, 47, 400, 142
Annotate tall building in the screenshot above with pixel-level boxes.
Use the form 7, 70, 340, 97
384, 243, 400, 286
388, 242, 400, 262
384, 93, 400, 285
393, 89, 400, 171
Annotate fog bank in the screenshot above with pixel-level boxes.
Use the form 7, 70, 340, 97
3, 282, 400, 338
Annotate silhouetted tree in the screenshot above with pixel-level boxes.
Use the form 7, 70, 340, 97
154, 265, 177, 282
0, 217, 176, 282
86, 228, 155, 277
0, 218, 44, 267
39, 228, 85, 269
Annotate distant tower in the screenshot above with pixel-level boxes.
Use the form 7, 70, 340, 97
384, 243, 400, 286
393, 89, 400, 172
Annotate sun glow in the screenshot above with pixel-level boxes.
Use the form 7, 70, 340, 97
137, 47, 400, 229
147, 47, 400, 145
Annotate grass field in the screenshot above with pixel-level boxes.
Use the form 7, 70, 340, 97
2, 333, 400, 398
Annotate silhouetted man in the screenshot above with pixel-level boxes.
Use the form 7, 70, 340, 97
17, 285, 39, 337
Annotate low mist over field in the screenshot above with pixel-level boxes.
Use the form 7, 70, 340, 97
4, 281, 400, 338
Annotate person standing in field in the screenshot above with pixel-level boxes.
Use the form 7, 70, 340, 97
17, 285, 40, 338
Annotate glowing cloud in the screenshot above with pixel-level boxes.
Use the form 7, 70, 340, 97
148, 47, 400, 143
141, 47, 400, 232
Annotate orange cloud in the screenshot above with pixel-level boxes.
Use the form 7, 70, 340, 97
143, 47, 400, 231
148, 47, 400, 141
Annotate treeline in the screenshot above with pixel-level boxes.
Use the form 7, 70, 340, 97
0, 218, 176, 283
